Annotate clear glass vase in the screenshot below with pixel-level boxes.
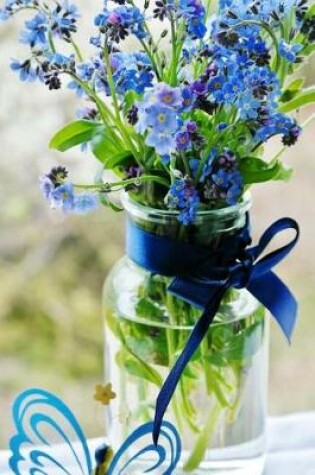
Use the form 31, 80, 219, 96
102, 193, 268, 474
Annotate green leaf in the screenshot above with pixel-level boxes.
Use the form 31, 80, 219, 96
279, 87, 315, 113
105, 150, 134, 169
302, 44, 315, 57
116, 349, 163, 387
281, 78, 305, 103
135, 297, 166, 321
239, 156, 292, 184
219, 322, 264, 361
91, 131, 121, 163
49, 120, 100, 151
306, 3, 315, 18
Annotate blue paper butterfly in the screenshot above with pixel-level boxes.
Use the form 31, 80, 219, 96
8, 388, 181, 475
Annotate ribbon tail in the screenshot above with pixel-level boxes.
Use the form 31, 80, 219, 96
152, 283, 228, 445
248, 271, 297, 342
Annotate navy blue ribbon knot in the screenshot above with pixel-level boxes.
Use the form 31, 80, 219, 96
126, 216, 299, 444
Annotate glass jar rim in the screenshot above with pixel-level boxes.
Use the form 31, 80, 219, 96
121, 190, 252, 223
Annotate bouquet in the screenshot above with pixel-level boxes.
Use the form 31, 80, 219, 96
1, 0, 314, 217
1, 0, 314, 472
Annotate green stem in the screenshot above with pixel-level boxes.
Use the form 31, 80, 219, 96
47, 29, 56, 54
74, 174, 170, 190
165, 298, 185, 435
70, 38, 84, 62
183, 402, 222, 472
169, 12, 178, 86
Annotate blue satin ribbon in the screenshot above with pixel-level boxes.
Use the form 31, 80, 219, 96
126, 216, 299, 444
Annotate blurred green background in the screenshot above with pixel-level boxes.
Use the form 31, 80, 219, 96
0, 2, 315, 448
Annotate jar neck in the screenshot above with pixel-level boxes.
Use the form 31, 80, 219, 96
122, 192, 251, 246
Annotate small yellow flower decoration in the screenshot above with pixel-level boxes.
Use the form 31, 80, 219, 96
94, 383, 117, 406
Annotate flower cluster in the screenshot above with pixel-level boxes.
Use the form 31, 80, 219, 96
40, 166, 99, 214
94, 4, 146, 45
167, 177, 200, 225
2, 0, 315, 224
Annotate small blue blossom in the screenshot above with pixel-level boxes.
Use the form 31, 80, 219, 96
238, 95, 261, 120
95, 5, 146, 42
255, 113, 300, 143
76, 61, 95, 82
161, 154, 171, 165
40, 168, 99, 214
208, 75, 225, 95
180, 86, 196, 111
155, 83, 183, 107
145, 103, 178, 132
279, 40, 303, 63
20, 12, 48, 48
111, 52, 153, 95
203, 151, 243, 206
146, 131, 176, 156
68, 79, 86, 98
10, 58, 38, 81
51, 1, 80, 39
50, 183, 75, 212
73, 193, 99, 214
217, 122, 228, 131
178, 0, 206, 39
167, 178, 200, 225
40, 176, 54, 200
175, 131, 191, 151
0, 0, 35, 21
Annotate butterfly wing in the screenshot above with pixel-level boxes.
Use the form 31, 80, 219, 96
9, 388, 92, 475
107, 421, 181, 475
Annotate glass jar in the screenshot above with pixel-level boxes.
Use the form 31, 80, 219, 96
102, 193, 268, 474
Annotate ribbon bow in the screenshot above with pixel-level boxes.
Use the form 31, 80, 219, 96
126, 216, 299, 444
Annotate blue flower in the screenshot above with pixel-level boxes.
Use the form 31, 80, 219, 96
49, 183, 75, 212
51, 1, 80, 39
76, 61, 95, 82
0, 0, 34, 21
20, 13, 48, 48
110, 52, 153, 94
0, 8, 10, 21
95, 6, 146, 42
238, 95, 261, 120
144, 103, 178, 132
219, 0, 297, 23
40, 176, 54, 200
155, 83, 183, 107
279, 40, 303, 63
180, 86, 196, 111
10, 58, 38, 82
178, 0, 206, 39
175, 131, 191, 151
208, 75, 225, 95
73, 193, 99, 214
68, 79, 86, 98
40, 170, 99, 215
145, 131, 176, 156
255, 113, 300, 143
217, 76, 242, 104
203, 150, 243, 206
167, 178, 200, 225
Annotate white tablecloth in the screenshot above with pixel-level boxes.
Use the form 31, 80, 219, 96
1, 413, 315, 474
